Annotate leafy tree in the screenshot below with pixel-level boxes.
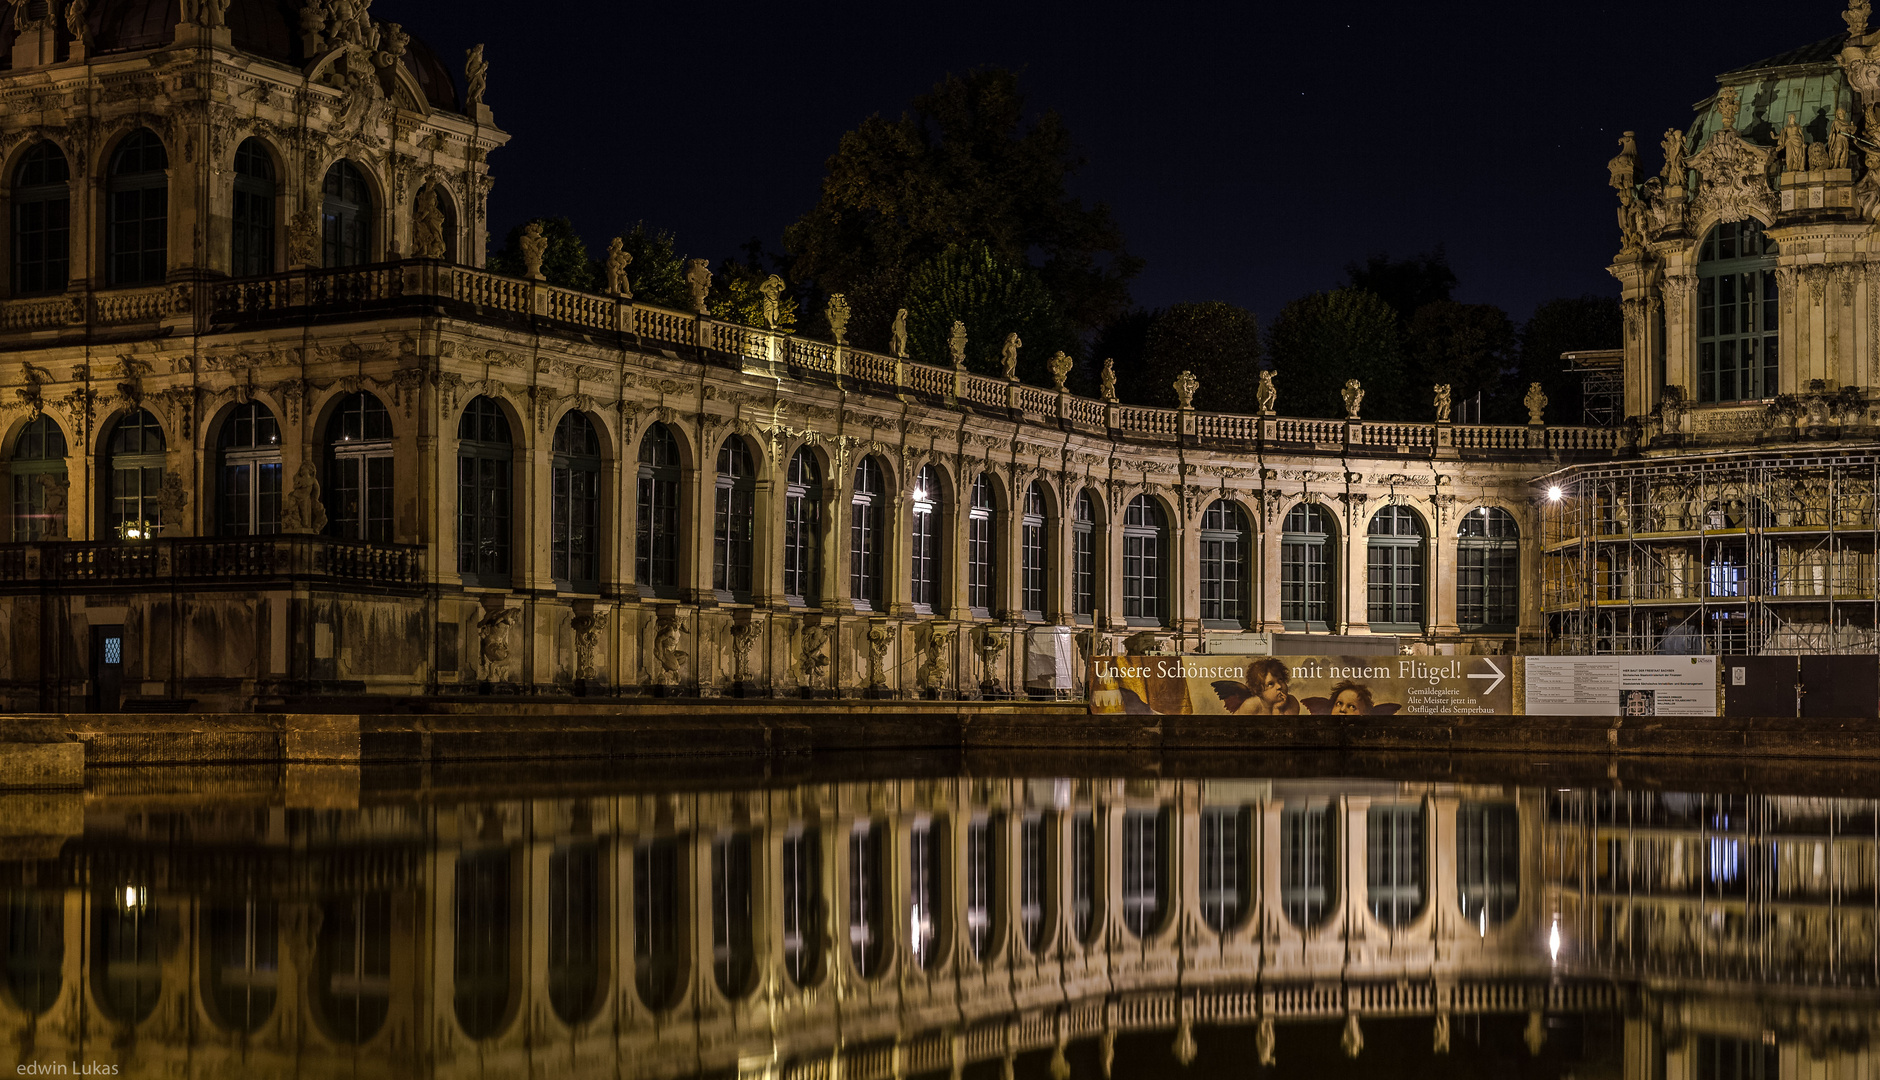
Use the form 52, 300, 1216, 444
1404, 301, 1516, 420
1266, 288, 1405, 419
1345, 248, 1458, 328
903, 241, 1071, 383
488, 216, 596, 290
785, 67, 1140, 350
1505, 295, 1623, 424
600, 222, 689, 311
1135, 302, 1261, 411
710, 240, 797, 332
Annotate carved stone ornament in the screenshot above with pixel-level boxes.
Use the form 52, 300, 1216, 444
477, 606, 521, 684
1256, 369, 1277, 414
412, 184, 446, 259
519, 221, 547, 280
1000, 332, 1021, 380
1341, 379, 1364, 420
605, 238, 633, 298
759, 275, 785, 329
948, 320, 968, 369
284, 459, 327, 533
1173, 370, 1199, 409
889, 308, 909, 359
1048, 350, 1073, 391
464, 43, 488, 108
1433, 384, 1452, 423
1606, 130, 1637, 192
687, 259, 713, 316
798, 624, 830, 689
865, 621, 893, 689
652, 614, 689, 687
1687, 119, 1776, 224
1100, 357, 1118, 402
1524, 382, 1549, 425
571, 610, 608, 682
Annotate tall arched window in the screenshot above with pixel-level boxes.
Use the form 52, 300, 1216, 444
1367, 804, 1426, 929
1122, 495, 1165, 626
1281, 802, 1335, 927
547, 842, 601, 1025
10, 415, 67, 541
781, 826, 823, 987
12, 141, 69, 294
848, 821, 884, 977
1019, 812, 1048, 952
550, 411, 600, 591
107, 129, 167, 286
231, 138, 275, 277
909, 815, 944, 969
633, 837, 683, 1010
1457, 803, 1519, 929
1697, 218, 1779, 403
850, 457, 883, 609
1281, 504, 1334, 631
91, 888, 161, 1024
1200, 806, 1249, 932
967, 473, 996, 616
322, 160, 374, 267
2, 890, 63, 1014
454, 850, 512, 1039
1072, 491, 1097, 622
911, 464, 942, 614
710, 832, 754, 998
203, 900, 278, 1034
217, 402, 281, 536
965, 814, 996, 960
1458, 507, 1519, 631
325, 392, 394, 543
1021, 482, 1048, 620
635, 423, 681, 597
1199, 500, 1250, 629
1071, 811, 1096, 944
104, 409, 165, 537
1121, 808, 1167, 937
313, 894, 391, 1043
783, 448, 822, 606
713, 438, 755, 601
457, 397, 512, 585
1367, 505, 1426, 631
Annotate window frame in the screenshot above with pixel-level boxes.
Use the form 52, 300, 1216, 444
12, 140, 70, 296
216, 401, 282, 537
456, 396, 513, 587
231, 137, 276, 278
106, 129, 168, 287
1020, 482, 1048, 621
9, 415, 67, 542
1366, 803, 1427, 930
550, 411, 602, 592
1457, 506, 1519, 631
967, 473, 997, 617
850, 457, 883, 610
635, 423, 682, 598
910, 464, 942, 615
783, 448, 822, 607
104, 408, 167, 537
1199, 499, 1250, 629
712, 437, 756, 602
1072, 491, 1097, 623
1122, 495, 1166, 627
321, 159, 374, 269
1281, 503, 1335, 631
1367, 504, 1427, 632
324, 392, 395, 544
1695, 218, 1779, 404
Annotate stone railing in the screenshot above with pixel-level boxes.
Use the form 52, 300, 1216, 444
195, 259, 1625, 460
0, 535, 426, 588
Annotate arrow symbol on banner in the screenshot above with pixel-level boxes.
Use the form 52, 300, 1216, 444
1468, 658, 1505, 695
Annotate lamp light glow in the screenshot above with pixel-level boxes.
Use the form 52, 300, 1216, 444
1546, 485, 1563, 502
1548, 917, 1561, 963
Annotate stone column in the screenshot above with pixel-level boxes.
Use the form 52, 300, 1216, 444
1431, 510, 1460, 636
1175, 495, 1200, 636
1102, 489, 1126, 631
686, 437, 714, 604
1260, 494, 1285, 632
1343, 503, 1370, 635
750, 461, 781, 609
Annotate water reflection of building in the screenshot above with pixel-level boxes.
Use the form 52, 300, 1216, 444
8, 778, 1872, 1077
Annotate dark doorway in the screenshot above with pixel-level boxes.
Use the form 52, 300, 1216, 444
91, 625, 124, 712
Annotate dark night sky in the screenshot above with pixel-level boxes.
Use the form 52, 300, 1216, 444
392, 0, 1842, 325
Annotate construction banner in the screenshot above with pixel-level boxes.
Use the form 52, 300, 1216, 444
1089, 655, 1513, 716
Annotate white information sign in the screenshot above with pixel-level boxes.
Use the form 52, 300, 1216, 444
1523, 656, 1717, 717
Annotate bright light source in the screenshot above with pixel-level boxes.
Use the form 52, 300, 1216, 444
1548, 917, 1561, 963
1546, 485, 1563, 502
913, 488, 927, 502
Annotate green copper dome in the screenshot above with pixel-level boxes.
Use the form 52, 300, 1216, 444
1687, 33, 1854, 154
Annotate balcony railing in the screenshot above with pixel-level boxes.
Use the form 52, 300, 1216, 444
0, 535, 427, 588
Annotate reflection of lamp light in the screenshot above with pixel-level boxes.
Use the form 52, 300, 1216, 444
913, 487, 927, 503
1479, 909, 1487, 938
1547, 485, 1563, 502
1548, 917, 1561, 963
116, 885, 149, 915
116, 520, 156, 540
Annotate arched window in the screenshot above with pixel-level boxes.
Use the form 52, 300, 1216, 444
1019, 812, 1048, 952
1281, 504, 1334, 631
231, 138, 275, 277
547, 842, 601, 1025
1697, 218, 1779, 403
1021, 482, 1047, 619
713, 438, 755, 601
325, 392, 394, 544
217, 402, 281, 536
1281, 803, 1335, 928
454, 850, 512, 1039
783, 448, 822, 606
107, 129, 167, 286
781, 826, 823, 987
1458, 507, 1519, 631
1367, 505, 1426, 631
911, 464, 942, 613
1367, 804, 1426, 929
1122, 495, 1165, 626
91, 888, 161, 1024
1121, 808, 1167, 937
909, 815, 944, 969
457, 397, 512, 585
633, 837, 684, 1011
12, 141, 69, 294
313, 894, 391, 1043
850, 457, 883, 609
550, 412, 600, 591
104, 409, 165, 537
965, 814, 996, 960
2, 890, 63, 1014
1199, 500, 1250, 629
848, 821, 883, 977
203, 900, 278, 1034
1071, 811, 1096, 944
967, 473, 996, 615
1072, 491, 1097, 622
9, 415, 67, 541
710, 832, 754, 998
1200, 806, 1249, 932
322, 160, 374, 268
1458, 803, 1519, 929
636, 423, 681, 596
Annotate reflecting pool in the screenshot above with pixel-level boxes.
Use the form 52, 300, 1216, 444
0, 754, 1869, 1078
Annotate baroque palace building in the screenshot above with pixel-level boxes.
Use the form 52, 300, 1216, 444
0, 0, 1629, 711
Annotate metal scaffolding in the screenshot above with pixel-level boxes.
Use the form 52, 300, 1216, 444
1539, 448, 1880, 656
